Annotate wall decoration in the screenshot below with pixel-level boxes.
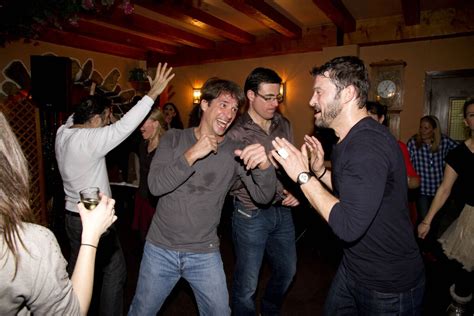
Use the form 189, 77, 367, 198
1, 54, 139, 109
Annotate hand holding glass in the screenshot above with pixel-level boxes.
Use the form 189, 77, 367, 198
78, 194, 117, 243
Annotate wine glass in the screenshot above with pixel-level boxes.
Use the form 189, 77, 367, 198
79, 187, 100, 210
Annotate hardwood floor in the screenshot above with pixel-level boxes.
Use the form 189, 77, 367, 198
53, 186, 463, 315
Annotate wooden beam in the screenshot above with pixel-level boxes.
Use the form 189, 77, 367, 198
70, 19, 177, 55
39, 28, 149, 60
148, 25, 337, 67
401, 0, 420, 26
312, 0, 356, 33
223, 0, 302, 39
137, 1, 255, 44
345, 7, 474, 46
93, 8, 215, 49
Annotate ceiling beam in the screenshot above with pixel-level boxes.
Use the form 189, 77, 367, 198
401, 0, 420, 26
91, 8, 215, 49
136, 1, 255, 44
312, 0, 356, 33
345, 8, 474, 47
39, 29, 149, 60
223, 0, 302, 39
148, 25, 337, 67
69, 19, 177, 55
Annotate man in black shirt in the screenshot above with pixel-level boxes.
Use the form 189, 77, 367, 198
271, 56, 425, 315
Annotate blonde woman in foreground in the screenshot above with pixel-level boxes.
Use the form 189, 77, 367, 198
0, 112, 116, 316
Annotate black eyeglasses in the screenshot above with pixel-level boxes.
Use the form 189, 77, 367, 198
255, 91, 284, 104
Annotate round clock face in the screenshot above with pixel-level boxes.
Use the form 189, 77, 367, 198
377, 79, 397, 98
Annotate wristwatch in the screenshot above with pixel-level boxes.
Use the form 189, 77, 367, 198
297, 172, 312, 185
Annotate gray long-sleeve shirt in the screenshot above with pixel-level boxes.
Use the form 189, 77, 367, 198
147, 128, 276, 253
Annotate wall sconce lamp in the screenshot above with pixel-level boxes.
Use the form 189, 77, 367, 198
279, 82, 286, 102
193, 88, 201, 104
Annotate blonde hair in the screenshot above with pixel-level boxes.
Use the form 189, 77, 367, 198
147, 108, 167, 141
415, 115, 441, 152
0, 112, 36, 278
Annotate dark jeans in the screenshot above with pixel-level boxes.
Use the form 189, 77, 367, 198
324, 263, 425, 316
231, 200, 296, 316
65, 212, 127, 316
415, 194, 433, 223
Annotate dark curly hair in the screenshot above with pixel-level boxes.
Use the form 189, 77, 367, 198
310, 56, 369, 108
200, 77, 246, 109
73, 95, 111, 124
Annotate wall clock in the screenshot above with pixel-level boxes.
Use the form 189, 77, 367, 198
370, 60, 406, 110
377, 79, 396, 98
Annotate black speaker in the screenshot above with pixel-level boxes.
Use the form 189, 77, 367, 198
31, 55, 72, 112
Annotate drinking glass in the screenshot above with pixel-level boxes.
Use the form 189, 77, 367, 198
79, 187, 100, 210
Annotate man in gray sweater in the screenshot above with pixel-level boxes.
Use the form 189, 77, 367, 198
128, 78, 277, 316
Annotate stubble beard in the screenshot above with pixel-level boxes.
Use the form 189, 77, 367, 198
315, 98, 342, 128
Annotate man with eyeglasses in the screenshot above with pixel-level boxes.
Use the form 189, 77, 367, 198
227, 67, 299, 315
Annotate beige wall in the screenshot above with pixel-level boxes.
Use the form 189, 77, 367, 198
2, 35, 474, 146
168, 35, 474, 146
360, 36, 474, 142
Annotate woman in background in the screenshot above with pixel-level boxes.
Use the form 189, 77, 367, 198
408, 115, 458, 258
407, 115, 458, 222
0, 112, 116, 315
162, 102, 183, 129
132, 108, 167, 243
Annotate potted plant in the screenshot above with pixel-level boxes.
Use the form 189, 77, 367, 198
128, 68, 150, 92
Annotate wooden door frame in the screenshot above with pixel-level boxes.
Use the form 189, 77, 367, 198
425, 69, 474, 114
424, 69, 474, 133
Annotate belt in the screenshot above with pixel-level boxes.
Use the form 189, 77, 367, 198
65, 210, 81, 217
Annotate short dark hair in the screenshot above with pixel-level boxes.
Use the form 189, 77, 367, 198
464, 98, 474, 118
73, 95, 111, 124
188, 104, 201, 128
200, 77, 246, 109
310, 56, 369, 108
244, 67, 282, 94
366, 101, 388, 126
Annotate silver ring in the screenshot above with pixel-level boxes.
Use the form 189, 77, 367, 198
277, 148, 289, 159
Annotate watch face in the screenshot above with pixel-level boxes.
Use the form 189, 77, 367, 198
298, 172, 310, 184
377, 79, 396, 98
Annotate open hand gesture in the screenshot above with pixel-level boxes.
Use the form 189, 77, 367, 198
303, 135, 325, 175
147, 62, 175, 101
271, 137, 309, 182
